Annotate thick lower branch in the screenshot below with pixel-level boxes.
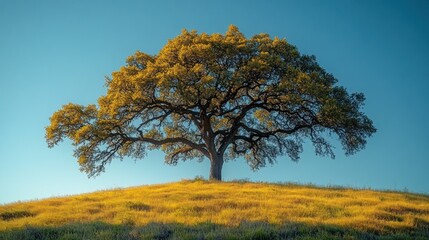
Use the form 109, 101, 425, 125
118, 134, 210, 158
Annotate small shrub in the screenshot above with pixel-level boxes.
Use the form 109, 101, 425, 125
194, 175, 206, 181
231, 178, 251, 183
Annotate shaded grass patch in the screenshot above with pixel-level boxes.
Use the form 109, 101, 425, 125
1, 221, 429, 240
0, 210, 35, 221
126, 202, 151, 211
383, 205, 429, 215
372, 212, 404, 222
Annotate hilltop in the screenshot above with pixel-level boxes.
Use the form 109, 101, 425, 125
1, 180, 429, 239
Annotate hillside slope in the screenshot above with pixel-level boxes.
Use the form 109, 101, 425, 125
1, 180, 429, 239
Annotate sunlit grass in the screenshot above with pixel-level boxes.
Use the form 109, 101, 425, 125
1, 179, 428, 237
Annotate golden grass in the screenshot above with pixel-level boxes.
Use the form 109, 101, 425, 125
1, 180, 428, 233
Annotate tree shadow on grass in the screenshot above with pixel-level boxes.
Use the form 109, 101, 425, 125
0, 220, 428, 240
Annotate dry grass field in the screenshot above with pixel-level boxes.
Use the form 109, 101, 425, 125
1, 179, 429, 239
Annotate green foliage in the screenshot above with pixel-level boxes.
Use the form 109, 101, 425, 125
1, 221, 428, 240
45, 25, 376, 180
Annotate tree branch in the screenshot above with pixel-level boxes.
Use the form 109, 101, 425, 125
132, 135, 209, 158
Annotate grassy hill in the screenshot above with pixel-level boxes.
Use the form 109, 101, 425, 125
1, 180, 428, 239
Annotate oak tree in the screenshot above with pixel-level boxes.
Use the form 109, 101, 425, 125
46, 26, 376, 180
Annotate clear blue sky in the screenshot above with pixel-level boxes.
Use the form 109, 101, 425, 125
1, 0, 428, 204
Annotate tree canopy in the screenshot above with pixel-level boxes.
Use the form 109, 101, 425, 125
46, 25, 376, 180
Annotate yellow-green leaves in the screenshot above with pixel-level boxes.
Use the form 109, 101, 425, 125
126, 51, 154, 70
74, 125, 93, 144
254, 109, 275, 129
46, 25, 375, 179
225, 25, 246, 46
46, 103, 97, 147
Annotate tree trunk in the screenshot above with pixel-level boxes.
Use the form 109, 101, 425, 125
209, 153, 223, 181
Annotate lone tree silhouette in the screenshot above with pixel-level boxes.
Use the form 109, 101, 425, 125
46, 26, 376, 180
